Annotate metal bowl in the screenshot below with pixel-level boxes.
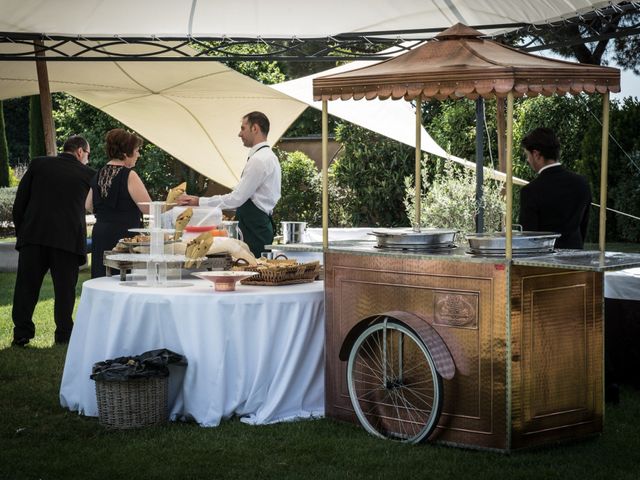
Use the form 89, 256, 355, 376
466, 231, 560, 253
369, 228, 457, 248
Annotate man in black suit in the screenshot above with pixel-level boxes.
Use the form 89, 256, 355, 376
519, 128, 592, 249
12, 135, 96, 347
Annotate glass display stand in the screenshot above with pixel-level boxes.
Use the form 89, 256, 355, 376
104, 201, 203, 287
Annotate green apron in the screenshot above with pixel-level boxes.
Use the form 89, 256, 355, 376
237, 198, 274, 258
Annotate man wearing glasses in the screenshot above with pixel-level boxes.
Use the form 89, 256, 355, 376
11, 135, 95, 347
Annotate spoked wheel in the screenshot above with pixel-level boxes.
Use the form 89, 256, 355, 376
347, 319, 443, 443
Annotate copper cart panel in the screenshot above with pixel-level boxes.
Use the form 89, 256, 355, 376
325, 252, 603, 451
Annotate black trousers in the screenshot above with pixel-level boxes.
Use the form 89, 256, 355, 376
12, 244, 81, 343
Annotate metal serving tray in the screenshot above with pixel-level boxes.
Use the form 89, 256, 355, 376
369, 228, 457, 248
466, 231, 560, 252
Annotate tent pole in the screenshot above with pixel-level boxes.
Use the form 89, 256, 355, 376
34, 40, 56, 156
505, 93, 514, 260
496, 97, 506, 173
475, 97, 485, 233
599, 92, 610, 253
414, 94, 422, 231
322, 99, 329, 250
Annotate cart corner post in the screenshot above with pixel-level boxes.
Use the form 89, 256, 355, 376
599, 92, 610, 253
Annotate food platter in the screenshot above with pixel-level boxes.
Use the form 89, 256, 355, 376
118, 238, 178, 248
115, 234, 178, 252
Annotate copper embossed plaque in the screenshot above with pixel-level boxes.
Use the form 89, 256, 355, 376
434, 292, 478, 328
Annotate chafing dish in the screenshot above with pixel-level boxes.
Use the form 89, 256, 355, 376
466, 231, 560, 255
369, 228, 457, 250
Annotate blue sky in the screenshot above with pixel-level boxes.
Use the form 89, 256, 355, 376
614, 66, 639, 100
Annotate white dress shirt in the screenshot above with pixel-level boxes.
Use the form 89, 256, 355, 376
199, 142, 281, 215
538, 162, 561, 174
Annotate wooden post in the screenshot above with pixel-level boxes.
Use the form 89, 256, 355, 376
599, 92, 610, 253
34, 40, 56, 156
505, 93, 514, 260
414, 94, 422, 231
322, 99, 329, 250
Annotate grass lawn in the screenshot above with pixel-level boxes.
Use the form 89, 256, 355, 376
1, 272, 640, 479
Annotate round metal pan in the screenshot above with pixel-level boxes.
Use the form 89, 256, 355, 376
369, 228, 457, 248
466, 231, 560, 252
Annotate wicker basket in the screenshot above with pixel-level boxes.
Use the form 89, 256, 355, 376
95, 377, 168, 429
233, 259, 321, 286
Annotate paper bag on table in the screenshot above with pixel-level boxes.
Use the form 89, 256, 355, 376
175, 236, 256, 267
173, 207, 193, 240
184, 231, 214, 268
207, 237, 257, 265
165, 182, 187, 209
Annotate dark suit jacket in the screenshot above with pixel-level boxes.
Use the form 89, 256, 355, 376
519, 164, 592, 249
13, 153, 96, 262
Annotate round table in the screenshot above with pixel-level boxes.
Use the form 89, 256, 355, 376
604, 267, 640, 388
60, 277, 325, 426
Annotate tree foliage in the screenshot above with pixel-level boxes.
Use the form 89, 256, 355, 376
2, 97, 29, 166
405, 161, 505, 240
581, 96, 640, 242
272, 150, 321, 230
424, 98, 500, 172
197, 42, 286, 85
512, 94, 602, 180
52, 94, 193, 199
29, 96, 46, 159
333, 122, 414, 227
500, 12, 637, 67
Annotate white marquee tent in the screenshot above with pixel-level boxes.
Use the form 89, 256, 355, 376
0, 0, 620, 187
0, 41, 458, 187
0, 0, 617, 39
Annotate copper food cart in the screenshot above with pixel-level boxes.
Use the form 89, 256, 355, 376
307, 24, 640, 451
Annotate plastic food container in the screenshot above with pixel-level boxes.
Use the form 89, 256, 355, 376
184, 225, 219, 233
182, 225, 227, 242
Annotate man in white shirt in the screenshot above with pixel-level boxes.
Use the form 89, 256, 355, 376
178, 111, 281, 257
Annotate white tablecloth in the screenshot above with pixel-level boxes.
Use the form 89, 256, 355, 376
604, 267, 640, 300
303, 227, 374, 243
60, 277, 325, 427
271, 227, 375, 264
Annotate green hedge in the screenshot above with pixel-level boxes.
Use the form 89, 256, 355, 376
273, 150, 321, 231
0, 187, 17, 234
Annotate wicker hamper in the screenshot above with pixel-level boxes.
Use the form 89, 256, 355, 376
95, 376, 168, 429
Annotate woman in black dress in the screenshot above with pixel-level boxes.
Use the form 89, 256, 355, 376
86, 129, 151, 278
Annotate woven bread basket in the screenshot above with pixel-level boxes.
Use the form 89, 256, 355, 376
233, 258, 320, 286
